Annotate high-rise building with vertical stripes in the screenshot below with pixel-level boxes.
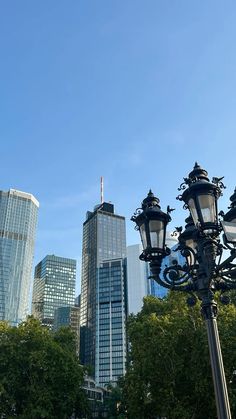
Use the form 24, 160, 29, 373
80, 202, 127, 386
32, 255, 76, 328
0, 189, 39, 325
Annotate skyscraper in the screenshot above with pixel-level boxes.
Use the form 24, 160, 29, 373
80, 202, 127, 386
32, 255, 76, 328
96, 258, 127, 386
127, 244, 150, 315
0, 189, 39, 325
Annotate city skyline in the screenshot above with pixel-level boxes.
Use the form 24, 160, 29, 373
1, 2, 236, 293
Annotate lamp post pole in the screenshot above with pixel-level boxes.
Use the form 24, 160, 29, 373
132, 163, 236, 419
202, 302, 231, 419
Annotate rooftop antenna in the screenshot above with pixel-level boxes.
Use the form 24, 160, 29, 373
100, 176, 104, 204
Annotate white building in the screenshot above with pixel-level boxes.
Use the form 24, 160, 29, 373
127, 244, 149, 315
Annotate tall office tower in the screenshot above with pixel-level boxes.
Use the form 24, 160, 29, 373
32, 255, 76, 328
54, 306, 80, 354
127, 244, 150, 315
96, 259, 127, 386
0, 189, 39, 325
80, 202, 127, 386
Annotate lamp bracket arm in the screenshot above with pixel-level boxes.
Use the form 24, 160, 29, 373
222, 233, 236, 252
149, 274, 194, 293
162, 264, 193, 287
148, 275, 172, 290
217, 252, 236, 272
217, 279, 236, 290
176, 244, 197, 268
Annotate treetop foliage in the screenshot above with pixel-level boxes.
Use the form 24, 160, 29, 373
0, 316, 89, 419
120, 292, 236, 419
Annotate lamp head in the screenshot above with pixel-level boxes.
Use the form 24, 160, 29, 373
131, 190, 171, 262
177, 163, 222, 235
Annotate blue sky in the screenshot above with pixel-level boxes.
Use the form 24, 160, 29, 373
1, 1, 236, 292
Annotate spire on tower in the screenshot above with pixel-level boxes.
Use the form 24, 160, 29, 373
100, 176, 104, 204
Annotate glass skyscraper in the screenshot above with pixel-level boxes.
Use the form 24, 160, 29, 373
80, 202, 127, 386
96, 259, 127, 386
0, 189, 39, 325
32, 255, 76, 328
127, 244, 150, 315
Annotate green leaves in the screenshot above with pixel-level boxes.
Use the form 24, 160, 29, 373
122, 293, 236, 419
0, 317, 88, 418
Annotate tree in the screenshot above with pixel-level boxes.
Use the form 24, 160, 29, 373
122, 293, 236, 419
0, 317, 89, 418
105, 379, 127, 419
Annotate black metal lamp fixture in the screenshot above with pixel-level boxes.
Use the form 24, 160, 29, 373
222, 188, 236, 245
224, 187, 236, 222
178, 215, 198, 267
131, 190, 171, 262
132, 163, 236, 419
179, 162, 221, 233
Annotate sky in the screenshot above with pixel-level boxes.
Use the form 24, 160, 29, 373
1, 1, 236, 293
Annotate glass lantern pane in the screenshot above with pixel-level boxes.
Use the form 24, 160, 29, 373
198, 194, 216, 223
149, 220, 164, 249
140, 223, 147, 250
184, 239, 197, 266
186, 238, 197, 251
188, 198, 198, 225
222, 221, 236, 243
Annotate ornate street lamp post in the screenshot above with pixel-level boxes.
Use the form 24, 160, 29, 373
131, 163, 236, 419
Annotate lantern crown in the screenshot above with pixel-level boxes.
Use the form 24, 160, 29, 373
177, 163, 224, 234
141, 189, 160, 210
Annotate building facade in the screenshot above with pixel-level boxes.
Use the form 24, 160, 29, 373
82, 376, 110, 418
32, 255, 76, 328
80, 202, 127, 386
96, 259, 127, 386
127, 244, 150, 315
0, 189, 39, 325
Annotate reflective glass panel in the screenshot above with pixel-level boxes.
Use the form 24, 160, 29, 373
186, 238, 197, 252
185, 238, 197, 266
222, 221, 236, 243
149, 220, 164, 249
188, 198, 198, 226
198, 194, 216, 224
140, 223, 147, 250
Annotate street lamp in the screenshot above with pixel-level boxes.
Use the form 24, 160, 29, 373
131, 163, 236, 419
